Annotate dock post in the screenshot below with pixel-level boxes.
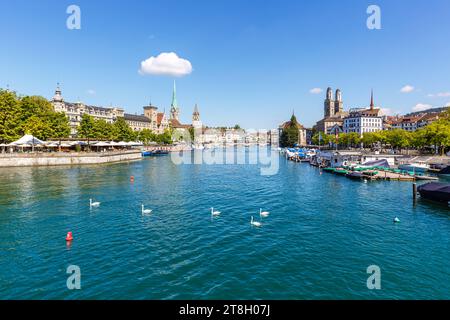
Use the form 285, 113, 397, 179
413, 183, 417, 202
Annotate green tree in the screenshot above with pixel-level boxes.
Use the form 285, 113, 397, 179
0, 89, 22, 142
93, 119, 114, 140
155, 129, 173, 145
19, 96, 53, 123
280, 115, 301, 148
346, 132, 360, 147
138, 129, 156, 145
384, 129, 411, 150
422, 120, 450, 155
188, 127, 195, 143
113, 117, 136, 142
48, 112, 71, 140
78, 114, 96, 144
22, 115, 52, 140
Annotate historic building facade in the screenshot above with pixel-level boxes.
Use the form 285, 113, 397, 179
343, 91, 383, 135
315, 87, 348, 134
51, 85, 124, 136
51, 85, 170, 137
51, 82, 212, 141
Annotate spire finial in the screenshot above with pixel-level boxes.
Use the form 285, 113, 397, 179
370, 89, 374, 110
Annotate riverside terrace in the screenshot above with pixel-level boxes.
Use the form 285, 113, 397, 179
0, 150, 143, 167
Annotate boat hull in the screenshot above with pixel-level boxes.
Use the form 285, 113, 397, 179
418, 182, 450, 203
398, 165, 428, 173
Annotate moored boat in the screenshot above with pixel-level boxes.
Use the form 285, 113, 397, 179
398, 163, 429, 173
417, 182, 450, 203
142, 150, 169, 157
438, 166, 450, 176
346, 172, 365, 180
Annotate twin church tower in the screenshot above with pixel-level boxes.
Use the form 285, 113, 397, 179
324, 87, 344, 118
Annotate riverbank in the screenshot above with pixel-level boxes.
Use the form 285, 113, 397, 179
0, 150, 142, 167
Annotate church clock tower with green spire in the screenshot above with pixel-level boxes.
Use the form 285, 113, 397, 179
170, 80, 180, 121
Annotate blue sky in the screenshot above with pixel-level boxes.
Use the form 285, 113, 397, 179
1, 0, 450, 129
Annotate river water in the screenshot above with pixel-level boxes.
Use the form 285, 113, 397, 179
0, 148, 449, 299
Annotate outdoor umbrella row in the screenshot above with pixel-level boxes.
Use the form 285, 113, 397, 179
1, 135, 143, 149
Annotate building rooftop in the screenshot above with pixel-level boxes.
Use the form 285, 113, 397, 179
124, 113, 151, 123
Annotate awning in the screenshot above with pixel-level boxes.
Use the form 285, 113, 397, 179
7, 135, 46, 146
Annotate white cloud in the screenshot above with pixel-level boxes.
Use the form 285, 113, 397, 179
309, 88, 323, 94
412, 103, 433, 112
428, 92, 450, 98
400, 85, 415, 93
87, 89, 96, 95
139, 52, 193, 77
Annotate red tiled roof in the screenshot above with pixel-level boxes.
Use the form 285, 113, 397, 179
170, 119, 192, 129
156, 113, 165, 125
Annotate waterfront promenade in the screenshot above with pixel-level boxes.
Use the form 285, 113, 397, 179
0, 150, 142, 167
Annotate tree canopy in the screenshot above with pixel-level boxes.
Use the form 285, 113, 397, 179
280, 115, 301, 148
0, 89, 70, 142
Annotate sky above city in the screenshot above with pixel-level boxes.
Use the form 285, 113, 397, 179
1, 0, 450, 129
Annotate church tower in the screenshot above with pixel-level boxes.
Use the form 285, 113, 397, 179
170, 80, 180, 121
52, 83, 65, 112
324, 87, 335, 118
334, 89, 343, 114
192, 104, 202, 129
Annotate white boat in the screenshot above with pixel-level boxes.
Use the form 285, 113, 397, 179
398, 162, 430, 173
192, 144, 205, 150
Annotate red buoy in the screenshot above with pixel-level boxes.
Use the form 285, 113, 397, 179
66, 232, 73, 241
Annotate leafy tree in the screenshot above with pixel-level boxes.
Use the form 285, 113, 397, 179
113, 117, 136, 142
280, 115, 301, 147
154, 129, 173, 145
138, 129, 156, 145
0, 89, 22, 142
422, 120, 450, 155
78, 114, 96, 144
22, 115, 52, 140
312, 132, 331, 146
48, 112, 71, 140
19, 96, 53, 123
92, 119, 114, 140
347, 132, 361, 147
384, 129, 411, 150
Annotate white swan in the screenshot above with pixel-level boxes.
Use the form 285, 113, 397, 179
90, 199, 100, 207
251, 216, 262, 227
142, 204, 152, 215
211, 207, 221, 217
260, 208, 270, 218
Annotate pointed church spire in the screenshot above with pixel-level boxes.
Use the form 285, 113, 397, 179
370, 89, 374, 110
171, 80, 178, 109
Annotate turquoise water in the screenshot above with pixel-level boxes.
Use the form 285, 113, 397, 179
0, 149, 449, 300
